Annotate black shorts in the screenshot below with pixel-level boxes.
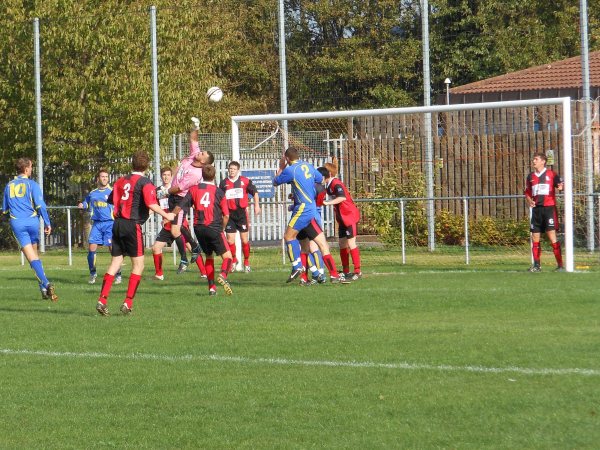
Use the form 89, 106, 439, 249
168, 194, 190, 226
297, 218, 323, 241
155, 227, 175, 245
530, 206, 559, 233
225, 209, 249, 234
194, 225, 229, 256
338, 222, 358, 239
111, 218, 144, 257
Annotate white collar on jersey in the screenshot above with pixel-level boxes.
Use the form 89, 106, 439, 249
535, 168, 547, 177
228, 175, 240, 183
131, 171, 145, 176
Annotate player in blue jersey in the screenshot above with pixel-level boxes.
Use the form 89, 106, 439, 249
273, 147, 346, 284
2, 157, 58, 301
77, 169, 121, 284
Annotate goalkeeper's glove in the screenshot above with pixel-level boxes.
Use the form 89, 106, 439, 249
191, 117, 200, 130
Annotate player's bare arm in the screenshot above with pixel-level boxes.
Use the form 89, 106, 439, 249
149, 203, 175, 222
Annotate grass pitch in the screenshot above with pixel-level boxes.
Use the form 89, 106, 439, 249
0, 249, 599, 449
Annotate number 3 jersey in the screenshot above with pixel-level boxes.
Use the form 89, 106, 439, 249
112, 173, 158, 223
524, 168, 562, 207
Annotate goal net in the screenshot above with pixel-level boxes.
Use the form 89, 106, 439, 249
230, 98, 586, 272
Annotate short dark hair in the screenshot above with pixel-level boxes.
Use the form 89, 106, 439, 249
285, 147, 299, 160
533, 152, 547, 162
97, 168, 109, 178
160, 166, 172, 175
205, 150, 215, 165
15, 157, 32, 174
317, 167, 329, 178
202, 164, 216, 181
228, 161, 240, 169
132, 151, 150, 172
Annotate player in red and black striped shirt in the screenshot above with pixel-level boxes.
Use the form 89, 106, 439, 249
188, 165, 234, 296
319, 163, 362, 280
96, 151, 175, 316
219, 161, 261, 272
524, 152, 564, 272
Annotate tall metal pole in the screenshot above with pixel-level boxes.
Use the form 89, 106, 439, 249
150, 6, 161, 186
34, 18, 45, 252
580, 0, 594, 251
277, 0, 289, 138
421, 0, 435, 251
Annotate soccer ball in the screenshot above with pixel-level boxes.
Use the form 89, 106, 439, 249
206, 86, 223, 103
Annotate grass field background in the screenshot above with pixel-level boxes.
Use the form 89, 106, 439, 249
0, 248, 599, 449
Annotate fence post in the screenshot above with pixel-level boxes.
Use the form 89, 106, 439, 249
463, 198, 469, 265
400, 200, 406, 265
67, 208, 73, 266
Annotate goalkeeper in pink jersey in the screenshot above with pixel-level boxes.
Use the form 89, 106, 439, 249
167, 117, 214, 273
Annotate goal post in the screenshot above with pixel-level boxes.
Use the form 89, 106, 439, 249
231, 97, 574, 272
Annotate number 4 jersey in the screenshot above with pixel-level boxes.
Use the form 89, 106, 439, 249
187, 182, 229, 231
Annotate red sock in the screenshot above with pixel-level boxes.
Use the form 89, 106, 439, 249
323, 254, 339, 278
350, 247, 361, 273
206, 258, 215, 284
221, 257, 232, 277
552, 242, 563, 267
339, 247, 350, 273
195, 254, 206, 276
153, 253, 163, 276
532, 242, 541, 264
99, 273, 115, 304
124, 273, 142, 308
229, 242, 237, 264
300, 252, 309, 281
242, 242, 251, 265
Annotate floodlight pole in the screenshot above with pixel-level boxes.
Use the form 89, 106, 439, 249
150, 5, 160, 186
34, 18, 45, 253
579, 0, 594, 252
421, 0, 435, 251
277, 0, 289, 139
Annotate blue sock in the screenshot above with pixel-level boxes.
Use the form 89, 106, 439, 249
30, 259, 49, 288
312, 250, 324, 275
87, 251, 97, 275
307, 253, 320, 279
285, 239, 301, 269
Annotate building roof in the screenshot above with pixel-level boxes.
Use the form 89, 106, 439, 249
450, 51, 600, 94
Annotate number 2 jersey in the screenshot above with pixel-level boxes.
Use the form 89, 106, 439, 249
112, 173, 158, 224
187, 182, 229, 232
524, 168, 562, 207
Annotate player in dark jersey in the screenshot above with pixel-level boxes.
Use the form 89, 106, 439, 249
2, 157, 58, 302
187, 165, 234, 296
319, 163, 362, 280
219, 161, 261, 272
77, 169, 122, 285
96, 151, 175, 316
524, 152, 564, 272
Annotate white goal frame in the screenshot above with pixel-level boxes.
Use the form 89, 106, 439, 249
231, 98, 574, 272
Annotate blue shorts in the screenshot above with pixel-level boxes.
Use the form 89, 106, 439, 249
89, 220, 113, 246
288, 204, 319, 232
10, 217, 41, 248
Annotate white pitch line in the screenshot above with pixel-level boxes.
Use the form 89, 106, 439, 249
1, 348, 599, 377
